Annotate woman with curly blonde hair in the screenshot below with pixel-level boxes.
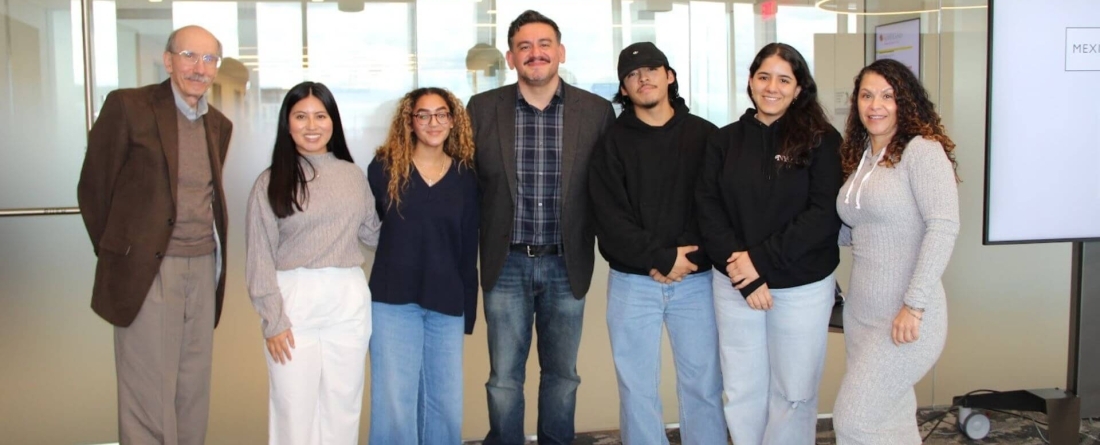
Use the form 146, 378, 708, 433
366, 87, 478, 445
832, 58, 960, 444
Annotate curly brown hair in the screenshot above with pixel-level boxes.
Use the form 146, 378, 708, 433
839, 58, 958, 180
375, 87, 475, 210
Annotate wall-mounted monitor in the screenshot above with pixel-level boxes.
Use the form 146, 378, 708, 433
984, 0, 1100, 244
874, 18, 921, 79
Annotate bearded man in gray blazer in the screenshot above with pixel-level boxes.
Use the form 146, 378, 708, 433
466, 9, 615, 445
77, 25, 232, 445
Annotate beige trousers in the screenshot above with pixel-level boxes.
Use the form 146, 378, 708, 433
114, 253, 216, 445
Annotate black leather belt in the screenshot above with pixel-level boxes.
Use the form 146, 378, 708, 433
510, 243, 561, 257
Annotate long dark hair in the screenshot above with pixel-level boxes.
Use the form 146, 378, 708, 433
612, 65, 681, 110
839, 58, 957, 179
268, 81, 353, 218
747, 43, 831, 167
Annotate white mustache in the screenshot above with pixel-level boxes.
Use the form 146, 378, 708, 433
185, 74, 212, 84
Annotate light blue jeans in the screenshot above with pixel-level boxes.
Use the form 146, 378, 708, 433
712, 270, 836, 445
606, 270, 727, 445
368, 302, 464, 445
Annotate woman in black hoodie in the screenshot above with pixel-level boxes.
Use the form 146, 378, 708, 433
696, 42, 843, 445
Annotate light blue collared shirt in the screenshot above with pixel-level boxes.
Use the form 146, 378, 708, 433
169, 81, 210, 122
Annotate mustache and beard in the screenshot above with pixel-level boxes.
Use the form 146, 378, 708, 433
630, 84, 662, 109
516, 55, 557, 85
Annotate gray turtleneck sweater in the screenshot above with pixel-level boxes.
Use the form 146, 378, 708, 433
246, 152, 381, 338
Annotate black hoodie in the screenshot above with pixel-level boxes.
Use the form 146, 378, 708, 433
589, 98, 718, 276
696, 108, 843, 290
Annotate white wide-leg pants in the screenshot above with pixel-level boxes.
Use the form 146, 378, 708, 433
266, 267, 371, 445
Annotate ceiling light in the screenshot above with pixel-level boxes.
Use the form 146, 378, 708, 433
814, 0, 987, 16
338, 0, 364, 12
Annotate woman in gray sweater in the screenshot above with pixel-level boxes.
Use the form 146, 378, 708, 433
245, 81, 381, 445
832, 59, 960, 444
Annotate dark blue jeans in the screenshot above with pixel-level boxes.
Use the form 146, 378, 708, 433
483, 251, 586, 445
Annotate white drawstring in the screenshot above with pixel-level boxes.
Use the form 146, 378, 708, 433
844, 146, 887, 209
843, 150, 868, 206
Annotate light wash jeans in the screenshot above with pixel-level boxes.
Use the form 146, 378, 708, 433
368, 302, 464, 445
483, 252, 585, 445
712, 270, 836, 445
606, 270, 727, 445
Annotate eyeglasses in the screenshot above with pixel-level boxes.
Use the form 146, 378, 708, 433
411, 112, 452, 126
173, 50, 222, 68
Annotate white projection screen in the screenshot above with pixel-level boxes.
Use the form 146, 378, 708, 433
984, 0, 1100, 244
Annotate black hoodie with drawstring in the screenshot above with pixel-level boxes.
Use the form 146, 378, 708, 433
589, 98, 718, 276
696, 108, 843, 292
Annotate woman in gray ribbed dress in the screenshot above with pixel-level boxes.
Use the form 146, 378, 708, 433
832, 59, 960, 444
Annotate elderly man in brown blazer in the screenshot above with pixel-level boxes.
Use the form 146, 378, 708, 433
467, 10, 615, 445
77, 25, 232, 445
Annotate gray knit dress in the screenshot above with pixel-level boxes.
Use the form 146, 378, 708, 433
832, 136, 959, 444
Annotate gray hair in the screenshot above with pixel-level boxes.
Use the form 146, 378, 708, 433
165, 26, 223, 57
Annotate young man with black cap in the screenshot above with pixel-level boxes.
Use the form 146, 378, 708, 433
588, 41, 727, 444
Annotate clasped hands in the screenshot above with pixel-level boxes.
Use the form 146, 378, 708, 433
648, 245, 699, 284
727, 251, 772, 311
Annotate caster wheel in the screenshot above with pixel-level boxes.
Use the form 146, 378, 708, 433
958, 407, 991, 440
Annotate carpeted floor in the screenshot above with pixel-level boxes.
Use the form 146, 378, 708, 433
465, 410, 1100, 444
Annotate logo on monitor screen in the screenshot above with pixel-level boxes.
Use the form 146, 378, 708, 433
1066, 28, 1100, 71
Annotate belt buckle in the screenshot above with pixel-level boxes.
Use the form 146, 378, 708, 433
526, 245, 536, 258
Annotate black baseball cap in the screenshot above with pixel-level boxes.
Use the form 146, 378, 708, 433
617, 42, 670, 81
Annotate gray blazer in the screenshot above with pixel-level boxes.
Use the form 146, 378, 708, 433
468, 81, 615, 299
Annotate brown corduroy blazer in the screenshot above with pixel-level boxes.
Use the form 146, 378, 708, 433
77, 80, 233, 327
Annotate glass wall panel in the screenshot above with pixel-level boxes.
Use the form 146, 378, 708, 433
415, 0, 479, 96
255, 2, 302, 90
776, 5, 837, 73
731, 2, 756, 113
0, 0, 87, 208
688, 1, 730, 124
0, 3, 110, 443
305, 2, 414, 153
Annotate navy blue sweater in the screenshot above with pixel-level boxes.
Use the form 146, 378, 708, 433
367, 158, 480, 334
